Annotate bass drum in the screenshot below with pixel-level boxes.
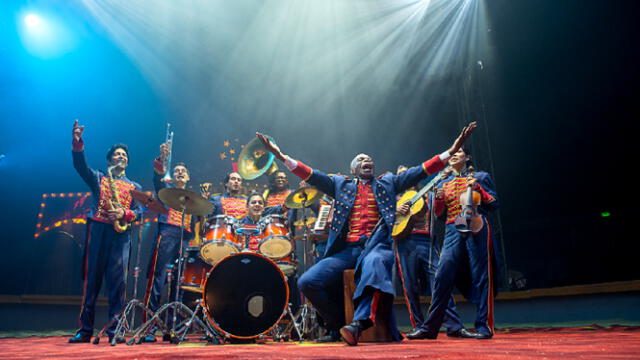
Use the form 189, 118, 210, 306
203, 252, 289, 339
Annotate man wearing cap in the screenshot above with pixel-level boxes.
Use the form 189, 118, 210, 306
68, 120, 142, 344
255, 122, 476, 345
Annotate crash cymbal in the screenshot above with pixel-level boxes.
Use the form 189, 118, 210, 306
130, 190, 168, 215
158, 188, 213, 216
284, 186, 321, 209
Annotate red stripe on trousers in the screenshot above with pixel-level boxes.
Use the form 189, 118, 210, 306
77, 222, 92, 329
394, 241, 417, 328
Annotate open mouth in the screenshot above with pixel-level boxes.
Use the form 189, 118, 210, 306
361, 163, 373, 171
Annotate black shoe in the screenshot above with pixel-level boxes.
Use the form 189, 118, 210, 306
315, 330, 340, 343
447, 328, 485, 339
339, 320, 371, 346
108, 335, 126, 344
474, 331, 493, 340
68, 333, 91, 344
406, 328, 437, 340
162, 333, 172, 342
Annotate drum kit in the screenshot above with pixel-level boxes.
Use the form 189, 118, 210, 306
98, 186, 324, 345
95, 134, 327, 345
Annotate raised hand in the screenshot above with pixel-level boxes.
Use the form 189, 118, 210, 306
72, 119, 84, 142
159, 142, 170, 161
447, 122, 477, 156
256, 132, 285, 162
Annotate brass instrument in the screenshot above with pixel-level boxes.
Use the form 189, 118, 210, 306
237, 135, 279, 180
161, 123, 174, 182
107, 163, 130, 233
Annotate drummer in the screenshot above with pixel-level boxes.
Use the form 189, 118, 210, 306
238, 192, 286, 251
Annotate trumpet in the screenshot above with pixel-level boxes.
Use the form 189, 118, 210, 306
161, 123, 174, 182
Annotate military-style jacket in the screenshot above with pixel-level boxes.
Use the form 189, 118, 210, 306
290, 155, 447, 299
72, 146, 141, 225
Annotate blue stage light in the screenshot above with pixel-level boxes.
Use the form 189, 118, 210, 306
18, 10, 77, 58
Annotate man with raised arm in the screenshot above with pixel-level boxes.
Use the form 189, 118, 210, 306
255, 122, 476, 345
69, 120, 141, 344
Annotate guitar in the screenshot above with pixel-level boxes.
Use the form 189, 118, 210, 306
392, 171, 445, 239
454, 168, 484, 234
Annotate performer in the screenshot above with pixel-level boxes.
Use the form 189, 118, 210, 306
407, 147, 499, 340
141, 142, 194, 342
69, 120, 141, 344
237, 192, 285, 251
263, 171, 293, 208
256, 122, 476, 345
394, 166, 472, 338
208, 172, 247, 219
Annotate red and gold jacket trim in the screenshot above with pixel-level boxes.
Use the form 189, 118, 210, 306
93, 177, 137, 224
436, 176, 496, 224
266, 189, 292, 208
346, 181, 380, 243
221, 196, 247, 219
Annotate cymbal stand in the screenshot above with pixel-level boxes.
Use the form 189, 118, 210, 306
129, 203, 214, 345
93, 212, 154, 345
290, 196, 320, 341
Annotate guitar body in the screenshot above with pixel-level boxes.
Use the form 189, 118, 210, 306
392, 190, 425, 239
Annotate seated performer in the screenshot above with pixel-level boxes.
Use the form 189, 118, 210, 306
394, 165, 472, 338
237, 192, 285, 251
256, 122, 476, 345
69, 120, 141, 344
208, 172, 247, 219
407, 147, 499, 340
141, 142, 194, 342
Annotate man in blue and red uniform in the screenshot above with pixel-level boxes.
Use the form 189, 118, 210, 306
256, 122, 476, 345
407, 146, 499, 340
69, 120, 141, 344
141, 142, 194, 342
208, 172, 247, 219
264, 171, 293, 209
394, 165, 471, 338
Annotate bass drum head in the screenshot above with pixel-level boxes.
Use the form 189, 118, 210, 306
203, 252, 289, 339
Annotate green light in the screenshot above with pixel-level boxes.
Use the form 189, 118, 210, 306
600, 212, 611, 218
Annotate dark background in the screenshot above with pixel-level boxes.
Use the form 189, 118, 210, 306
0, 0, 637, 298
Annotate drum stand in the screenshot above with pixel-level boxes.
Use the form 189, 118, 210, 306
129, 206, 220, 345
93, 213, 154, 345
285, 201, 320, 341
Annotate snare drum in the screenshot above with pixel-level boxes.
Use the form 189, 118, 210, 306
257, 215, 293, 260
200, 215, 241, 265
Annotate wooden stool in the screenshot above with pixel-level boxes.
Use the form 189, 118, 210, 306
343, 269, 394, 342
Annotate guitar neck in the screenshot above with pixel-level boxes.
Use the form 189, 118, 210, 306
409, 172, 443, 205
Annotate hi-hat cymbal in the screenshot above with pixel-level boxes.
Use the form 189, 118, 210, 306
130, 190, 168, 215
293, 217, 317, 227
158, 188, 213, 216
284, 186, 321, 209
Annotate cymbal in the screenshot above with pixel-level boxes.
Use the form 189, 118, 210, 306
130, 190, 168, 215
284, 186, 322, 209
158, 188, 213, 216
293, 217, 317, 227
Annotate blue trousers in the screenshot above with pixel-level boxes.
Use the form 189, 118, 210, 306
298, 244, 377, 331
395, 233, 463, 333
420, 220, 494, 336
144, 224, 193, 314
77, 220, 131, 337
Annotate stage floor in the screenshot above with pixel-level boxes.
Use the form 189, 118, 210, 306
1, 327, 639, 360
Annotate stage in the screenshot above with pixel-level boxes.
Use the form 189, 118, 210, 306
1, 327, 639, 360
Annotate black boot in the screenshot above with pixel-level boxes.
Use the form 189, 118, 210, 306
339, 320, 372, 346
